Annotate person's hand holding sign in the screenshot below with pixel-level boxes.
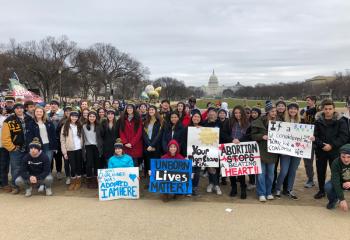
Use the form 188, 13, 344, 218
322, 144, 332, 152
340, 200, 349, 212
232, 139, 240, 144
262, 135, 268, 140
342, 182, 350, 189
309, 136, 315, 142
125, 143, 132, 148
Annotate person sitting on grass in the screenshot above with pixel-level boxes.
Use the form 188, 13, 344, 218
15, 138, 53, 197
108, 138, 134, 168
325, 144, 350, 211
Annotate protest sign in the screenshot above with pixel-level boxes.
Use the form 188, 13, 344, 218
267, 121, 314, 158
98, 167, 139, 201
149, 159, 192, 194
219, 141, 262, 177
187, 127, 220, 167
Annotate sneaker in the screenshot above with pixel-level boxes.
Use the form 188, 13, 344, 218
304, 180, 315, 188
56, 172, 63, 180
314, 191, 325, 199
206, 184, 214, 193
25, 187, 32, 197
214, 185, 222, 195
267, 195, 275, 200
11, 188, 19, 194
247, 184, 256, 191
45, 188, 53, 196
326, 200, 338, 210
38, 185, 45, 193
65, 177, 71, 185
192, 190, 198, 196
259, 196, 267, 202
275, 190, 281, 198
288, 191, 299, 200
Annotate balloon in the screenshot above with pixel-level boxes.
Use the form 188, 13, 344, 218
140, 91, 149, 100
155, 87, 162, 94
145, 85, 154, 94
148, 90, 159, 99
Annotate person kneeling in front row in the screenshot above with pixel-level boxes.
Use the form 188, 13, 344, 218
15, 138, 53, 197
325, 144, 350, 211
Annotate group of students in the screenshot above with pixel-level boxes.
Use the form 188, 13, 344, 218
0, 95, 349, 211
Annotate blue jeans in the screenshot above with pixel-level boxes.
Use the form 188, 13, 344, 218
256, 163, 275, 197
42, 144, 53, 163
325, 181, 338, 203
9, 150, 26, 188
276, 155, 301, 192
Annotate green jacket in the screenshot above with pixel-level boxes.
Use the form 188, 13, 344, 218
331, 158, 350, 201
251, 116, 278, 164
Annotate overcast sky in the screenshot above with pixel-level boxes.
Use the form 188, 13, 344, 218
1, 0, 350, 86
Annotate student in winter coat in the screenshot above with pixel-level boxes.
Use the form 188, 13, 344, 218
15, 138, 53, 197
159, 139, 185, 202
313, 99, 349, 199
325, 144, 350, 211
108, 139, 134, 168
203, 107, 222, 196
101, 109, 119, 166
275, 103, 307, 200
56, 106, 72, 185
83, 111, 103, 189
2, 103, 34, 194
60, 111, 84, 191
176, 102, 190, 127
0, 107, 11, 192
341, 99, 350, 141
143, 105, 163, 177
301, 95, 318, 188
221, 105, 251, 199
26, 106, 57, 163
251, 101, 278, 202
185, 111, 203, 196
161, 111, 185, 156
138, 103, 148, 123
119, 104, 143, 167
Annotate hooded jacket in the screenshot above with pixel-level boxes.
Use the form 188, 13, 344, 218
108, 153, 134, 168
314, 112, 349, 159
341, 111, 350, 137
161, 139, 185, 159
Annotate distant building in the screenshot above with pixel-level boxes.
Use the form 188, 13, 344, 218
305, 75, 336, 85
202, 70, 243, 97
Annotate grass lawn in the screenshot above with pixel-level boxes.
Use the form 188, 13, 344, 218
196, 98, 346, 109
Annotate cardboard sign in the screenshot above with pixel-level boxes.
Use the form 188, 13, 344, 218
98, 167, 139, 201
187, 127, 220, 167
220, 141, 262, 177
267, 121, 314, 158
149, 159, 192, 194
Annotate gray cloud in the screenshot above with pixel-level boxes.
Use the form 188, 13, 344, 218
1, 0, 350, 86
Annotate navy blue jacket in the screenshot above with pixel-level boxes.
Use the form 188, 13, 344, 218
26, 120, 58, 151
143, 120, 163, 154
161, 123, 185, 155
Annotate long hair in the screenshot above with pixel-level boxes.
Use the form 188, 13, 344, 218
144, 105, 163, 128
86, 112, 99, 132
63, 115, 82, 138
229, 105, 249, 129
189, 112, 202, 126
119, 104, 141, 132
34, 106, 48, 123
176, 102, 186, 117
284, 108, 301, 123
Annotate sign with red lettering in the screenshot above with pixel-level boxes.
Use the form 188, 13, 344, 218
219, 142, 262, 177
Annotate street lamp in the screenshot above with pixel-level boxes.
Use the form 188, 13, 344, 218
58, 69, 62, 103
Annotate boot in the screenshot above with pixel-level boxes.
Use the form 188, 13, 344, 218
86, 177, 93, 189
92, 177, 98, 189
74, 177, 81, 191
240, 187, 247, 199
68, 178, 76, 191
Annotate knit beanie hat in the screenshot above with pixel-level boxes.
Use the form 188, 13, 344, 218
276, 100, 287, 108
251, 107, 262, 116
287, 102, 299, 110
339, 144, 350, 155
29, 137, 42, 150
265, 100, 274, 113
114, 138, 124, 149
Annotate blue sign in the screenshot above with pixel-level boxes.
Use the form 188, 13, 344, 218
149, 159, 192, 194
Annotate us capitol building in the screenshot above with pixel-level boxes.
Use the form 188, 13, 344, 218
201, 70, 243, 97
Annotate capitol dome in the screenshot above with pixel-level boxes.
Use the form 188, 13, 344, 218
208, 69, 218, 87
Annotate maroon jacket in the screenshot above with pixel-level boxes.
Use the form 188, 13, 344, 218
119, 118, 143, 158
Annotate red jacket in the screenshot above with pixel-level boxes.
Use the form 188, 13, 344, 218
201, 110, 208, 121
119, 118, 143, 158
181, 113, 191, 127
161, 139, 185, 159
